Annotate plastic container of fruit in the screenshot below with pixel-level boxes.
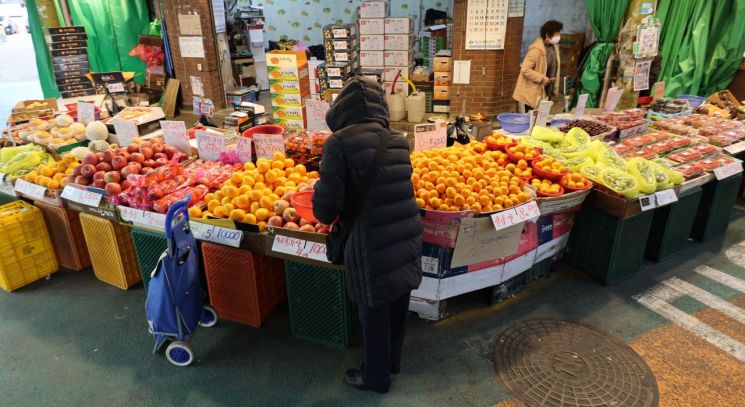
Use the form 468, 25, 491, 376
506, 148, 541, 164
561, 176, 593, 193
532, 162, 568, 181
536, 185, 564, 197
290, 191, 318, 223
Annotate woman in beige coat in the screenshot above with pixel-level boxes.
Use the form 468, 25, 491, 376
513, 20, 563, 111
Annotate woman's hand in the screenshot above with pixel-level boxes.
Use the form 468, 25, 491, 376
541, 76, 551, 86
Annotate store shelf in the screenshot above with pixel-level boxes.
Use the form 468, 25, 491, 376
285, 261, 355, 349
34, 201, 91, 271
691, 174, 743, 242
646, 187, 703, 262
131, 228, 168, 292
79, 213, 141, 290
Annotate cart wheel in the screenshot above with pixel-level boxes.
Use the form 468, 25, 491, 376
199, 305, 218, 328
165, 341, 194, 367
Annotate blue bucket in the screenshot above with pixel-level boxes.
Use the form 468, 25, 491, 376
496, 113, 531, 133
676, 94, 705, 108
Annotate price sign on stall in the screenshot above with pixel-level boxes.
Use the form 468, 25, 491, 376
160, 121, 190, 153
305, 99, 330, 131
714, 161, 743, 180
414, 121, 447, 151
253, 133, 285, 159
117, 206, 166, 229
271, 234, 330, 263
491, 201, 541, 231
654, 189, 678, 207
575, 94, 588, 118
235, 137, 253, 163
535, 100, 553, 128
61, 185, 103, 207
513, 201, 541, 222
638, 194, 657, 211
77, 101, 95, 125
189, 221, 242, 247
14, 179, 46, 201
196, 130, 227, 161
113, 119, 138, 147
724, 141, 745, 156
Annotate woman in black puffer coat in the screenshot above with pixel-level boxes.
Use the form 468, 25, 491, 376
312, 77, 423, 394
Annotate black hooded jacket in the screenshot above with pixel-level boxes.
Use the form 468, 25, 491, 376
312, 77, 423, 307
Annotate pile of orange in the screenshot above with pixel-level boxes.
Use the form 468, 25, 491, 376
507, 144, 540, 160
410, 144, 532, 214
533, 157, 568, 176
189, 152, 319, 231
504, 160, 533, 179
560, 172, 592, 190
24, 153, 78, 190
484, 134, 517, 149
530, 178, 562, 196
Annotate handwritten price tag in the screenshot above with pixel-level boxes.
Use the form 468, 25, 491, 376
414, 121, 447, 151
113, 119, 138, 147
196, 130, 227, 161
77, 101, 95, 125
253, 133, 285, 159
235, 137, 253, 163
61, 185, 103, 207
189, 221, 242, 247
272, 234, 330, 263
575, 94, 588, 118
513, 201, 541, 222
117, 206, 166, 229
491, 208, 517, 231
724, 141, 745, 156
714, 161, 743, 180
305, 99, 330, 131
654, 189, 678, 207
160, 121, 190, 154
107, 82, 125, 93
535, 100, 553, 127
14, 179, 46, 201
638, 194, 657, 212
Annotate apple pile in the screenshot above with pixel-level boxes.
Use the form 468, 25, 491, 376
266, 182, 331, 234
73, 140, 188, 196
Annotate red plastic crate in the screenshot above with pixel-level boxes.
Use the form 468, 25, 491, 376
201, 242, 285, 327
34, 201, 91, 271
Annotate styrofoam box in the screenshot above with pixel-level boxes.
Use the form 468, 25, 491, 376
359, 1, 389, 18
383, 64, 415, 82
384, 17, 411, 34
384, 50, 414, 67
384, 34, 416, 51
359, 18, 385, 35
360, 34, 385, 51
360, 51, 385, 67
382, 81, 409, 96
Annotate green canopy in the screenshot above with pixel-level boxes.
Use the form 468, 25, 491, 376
27, 0, 60, 98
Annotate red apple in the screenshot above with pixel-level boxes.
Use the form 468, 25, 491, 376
142, 159, 156, 168
74, 176, 90, 186
120, 166, 135, 178
128, 162, 142, 173
104, 183, 122, 195
121, 180, 132, 190
267, 215, 284, 227
127, 144, 139, 154
65, 175, 76, 184
102, 150, 116, 163
80, 164, 96, 178
130, 152, 145, 164
103, 171, 121, 184
152, 142, 164, 154
299, 224, 315, 233
82, 154, 99, 166
140, 141, 153, 149
96, 162, 112, 172
111, 156, 127, 171
140, 147, 154, 159
282, 207, 300, 223
154, 158, 168, 167
164, 146, 178, 159
140, 167, 153, 175
299, 218, 314, 227
93, 179, 106, 188
153, 152, 167, 160
93, 171, 106, 181
284, 222, 299, 230
73, 165, 83, 177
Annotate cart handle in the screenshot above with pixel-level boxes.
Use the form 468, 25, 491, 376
165, 195, 191, 239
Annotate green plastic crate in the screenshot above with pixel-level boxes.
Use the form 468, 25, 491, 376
491, 258, 553, 304
131, 228, 168, 292
0, 192, 18, 206
646, 187, 703, 262
691, 174, 743, 242
565, 205, 654, 285
285, 261, 355, 349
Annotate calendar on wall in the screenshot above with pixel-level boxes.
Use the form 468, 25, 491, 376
465, 0, 509, 50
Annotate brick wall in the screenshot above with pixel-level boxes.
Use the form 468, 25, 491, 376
163, 0, 225, 109
449, 0, 524, 116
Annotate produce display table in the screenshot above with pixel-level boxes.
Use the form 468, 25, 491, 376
646, 186, 703, 262
691, 173, 743, 241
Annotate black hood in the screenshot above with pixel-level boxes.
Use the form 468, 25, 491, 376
325, 77, 390, 132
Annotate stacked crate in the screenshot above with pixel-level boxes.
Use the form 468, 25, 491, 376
421, 27, 448, 69
322, 25, 357, 100
433, 50, 453, 114
308, 59, 327, 100
267, 50, 310, 130
48, 26, 96, 98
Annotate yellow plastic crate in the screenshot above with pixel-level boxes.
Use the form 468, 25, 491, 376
79, 213, 141, 290
0, 201, 58, 292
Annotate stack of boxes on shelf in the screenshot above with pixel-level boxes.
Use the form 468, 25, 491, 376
307, 59, 326, 100
48, 26, 96, 99
321, 24, 357, 101
358, 2, 414, 96
267, 50, 309, 130
433, 50, 453, 114
421, 26, 448, 69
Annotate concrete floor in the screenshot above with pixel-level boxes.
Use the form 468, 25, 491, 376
0, 33, 43, 122
1, 203, 745, 406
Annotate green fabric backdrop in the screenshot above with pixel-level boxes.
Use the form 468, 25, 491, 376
573, 0, 630, 108
27, 0, 60, 98
658, 0, 745, 97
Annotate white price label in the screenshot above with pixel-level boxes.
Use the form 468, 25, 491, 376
107, 82, 125, 93
491, 201, 540, 231
271, 234, 330, 263
160, 121, 190, 154
196, 130, 227, 161
253, 133, 285, 160
61, 185, 103, 207
305, 99, 331, 131
235, 137, 253, 163
713, 161, 743, 180
113, 119, 138, 147
654, 189, 678, 207
638, 194, 657, 211
14, 179, 46, 201
414, 121, 447, 151
724, 141, 745, 156
189, 221, 242, 247
535, 100, 553, 128
117, 206, 166, 229
77, 101, 95, 125
575, 94, 588, 118
513, 201, 541, 222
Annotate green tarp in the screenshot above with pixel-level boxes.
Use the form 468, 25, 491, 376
27, 0, 60, 98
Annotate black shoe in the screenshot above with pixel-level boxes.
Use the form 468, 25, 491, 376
343, 368, 390, 394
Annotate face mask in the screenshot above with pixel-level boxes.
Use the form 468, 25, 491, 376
549, 35, 561, 45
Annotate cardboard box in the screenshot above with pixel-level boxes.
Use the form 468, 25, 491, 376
384, 50, 413, 66
433, 101, 451, 113
50, 40, 88, 50
359, 1, 389, 18
323, 24, 356, 40
434, 85, 450, 101
270, 93, 304, 107
326, 62, 353, 78
360, 67, 384, 83
382, 81, 409, 96
266, 50, 308, 67
422, 242, 468, 279
272, 105, 305, 121
360, 34, 385, 51
383, 64, 415, 82
384, 34, 416, 50
585, 189, 643, 219
384, 17, 412, 34
323, 38, 357, 51
51, 47, 87, 58
49, 26, 86, 35
52, 54, 88, 65
433, 50, 452, 72
12, 98, 59, 114
267, 64, 309, 81
272, 117, 306, 130
145, 67, 165, 88
360, 51, 385, 67
269, 79, 311, 95
434, 71, 451, 86
328, 78, 345, 89
307, 59, 326, 81
359, 18, 385, 35
326, 50, 357, 64
450, 218, 522, 268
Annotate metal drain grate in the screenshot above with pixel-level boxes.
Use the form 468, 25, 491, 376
493, 319, 658, 407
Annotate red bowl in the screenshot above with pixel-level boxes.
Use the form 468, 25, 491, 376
290, 190, 318, 222
537, 185, 565, 197
532, 162, 569, 181
506, 148, 541, 164
561, 176, 594, 193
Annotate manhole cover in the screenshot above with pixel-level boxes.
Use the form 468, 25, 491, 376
493, 320, 658, 407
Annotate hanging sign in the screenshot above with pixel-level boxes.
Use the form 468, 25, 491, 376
61, 185, 103, 207
414, 121, 447, 151
253, 134, 285, 159
633, 60, 652, 92
235, 137, 253, 163
112, 119, 138, 147
575, 94, 589, 118
14, 179, 46, 201
535, 100, 553, 128
77, 101, 95, 125
189, 221, 242, 247
196, 130, 226, 161
160, 121, 191, 154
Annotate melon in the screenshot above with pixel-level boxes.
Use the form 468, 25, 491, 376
85, 121, 109, 141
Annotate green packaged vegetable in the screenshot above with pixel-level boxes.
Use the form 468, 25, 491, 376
0, 144, 42, 163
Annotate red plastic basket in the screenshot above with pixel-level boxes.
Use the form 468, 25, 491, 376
506, 147, 541, 164
537, 185, 565, 197
291, 190, 318, 223
561, 175, 594, 193
532, 162, 568, 181
201, 242, 285, 328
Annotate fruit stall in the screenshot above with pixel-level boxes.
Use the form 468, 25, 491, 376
1, 91, 744, 342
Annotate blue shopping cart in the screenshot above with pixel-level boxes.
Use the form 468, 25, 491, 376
145, 196, 217, 366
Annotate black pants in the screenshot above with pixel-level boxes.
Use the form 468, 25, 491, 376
357, 291, 411, 387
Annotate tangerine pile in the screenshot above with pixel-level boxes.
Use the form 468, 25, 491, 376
25, 153, 79, 190
504, 160, 533, 179
485, 134, 517, 149
533, 157, 568, 176
189, 152, 319, 231
530, 178, 562, 195
507, 144, 540, 160
560, 172, 591, 190
410, 144, 532, 214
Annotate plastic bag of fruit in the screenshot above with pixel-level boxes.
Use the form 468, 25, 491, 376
598, 167, 640, 198
626, 158, 657, 194
646, 160, 674, 190
565, 127, 591, 146
152, 185, 209, 214
564, 156, 595, 172
650, 158, 685, 185
531, 126, 565, 143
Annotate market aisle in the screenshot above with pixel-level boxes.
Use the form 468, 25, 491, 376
0, 33, 43, 121
2, 204, 745, 406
